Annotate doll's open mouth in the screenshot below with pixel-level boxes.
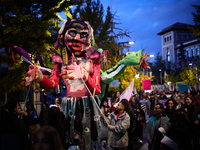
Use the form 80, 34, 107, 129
69, 43, 82, 51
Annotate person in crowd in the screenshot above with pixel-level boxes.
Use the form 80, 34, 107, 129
142, 92, 148, 100
134, 97, 146, 144
48, 106, 69, 147
139, 92, 144, 100
54, 97, 61, 111
39, 103, 49, 126
100, 98, 110, 117
192, 91, 200, 106
32, 125, 65, 150
146, 103, 170, 150
175, 96, 184, 110
158, 91, 167, 100
170, 92, 176, 100
109, 98, 116, 113
164, 99, 177, 120
154, 93, 158, 100
16, 102, 28, 118
24, 102, 38, 134
42, 89, 48, 104
146, 93, 160, 118
184, 95, 200, 150
103, 99, 131, 150
151, 109, 192, 150
112, 91, 121, 104
128, 96, 137, 150
0, 100, 29, 150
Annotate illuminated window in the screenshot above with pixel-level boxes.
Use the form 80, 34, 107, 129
196, 47, 199, 56
191, 49, 194, 57
166, 49, 170, 62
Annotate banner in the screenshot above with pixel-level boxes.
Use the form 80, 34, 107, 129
114, 80, 134, 107
109, 80, 120, 88
142, 79, 151, 90
177, 83, 188, 92
134, 87, 137, 95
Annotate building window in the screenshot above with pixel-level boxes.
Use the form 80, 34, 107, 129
166, 50, 170, 62
196, 47, 199, 57
183, 35, 186, 40
170, 36, 171, 41
178, 34, 181, 40
187, 35, 191, 39
164, 37, 166, 42
167, 37, 169, 41
176, 49, 180, 59
186, 49, 190, 58
191, 49, 194, 57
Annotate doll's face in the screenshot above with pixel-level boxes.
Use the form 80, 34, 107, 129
64, 28, 89, 56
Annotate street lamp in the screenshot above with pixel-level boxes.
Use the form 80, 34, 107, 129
148, 55, 154, 57
118, 41, 135, 55
159, 69, 162, 84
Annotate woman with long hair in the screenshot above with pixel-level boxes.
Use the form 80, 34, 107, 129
184, 95, 200, 150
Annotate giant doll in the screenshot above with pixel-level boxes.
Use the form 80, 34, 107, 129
7, 18, 147, 150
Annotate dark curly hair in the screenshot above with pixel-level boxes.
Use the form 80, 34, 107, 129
165, 99, 178, 108
120, 99, 131, 114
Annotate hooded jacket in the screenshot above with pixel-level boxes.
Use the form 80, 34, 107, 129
106, 111, 130, 148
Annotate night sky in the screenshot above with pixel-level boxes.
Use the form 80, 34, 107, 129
60, 0, 200, 62
101, 0, 199, 62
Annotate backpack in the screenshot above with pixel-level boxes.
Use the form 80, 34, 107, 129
91, 141, 108, 150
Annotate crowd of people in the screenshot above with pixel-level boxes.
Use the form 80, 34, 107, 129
1, 90, 200, 150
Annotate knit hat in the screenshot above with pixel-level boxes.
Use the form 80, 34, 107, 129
134, 97, 140, 105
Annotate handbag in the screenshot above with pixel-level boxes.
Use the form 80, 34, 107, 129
137, 113, 144, 126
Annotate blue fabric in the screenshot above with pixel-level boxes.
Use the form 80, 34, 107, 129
135, 97, 140, 105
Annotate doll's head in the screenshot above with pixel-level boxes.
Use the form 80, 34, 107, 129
54, 19, 96, 58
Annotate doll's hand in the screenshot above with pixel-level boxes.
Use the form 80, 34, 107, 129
35, 67, 43, 82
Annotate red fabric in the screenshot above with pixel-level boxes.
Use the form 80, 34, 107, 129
110, 107, 115, 112
117, 112, 123, 119
39, 63, 60, 89
85, 61, 101, 95
195, 98, 200, 105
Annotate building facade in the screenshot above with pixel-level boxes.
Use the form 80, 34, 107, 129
157, 22, 199, 65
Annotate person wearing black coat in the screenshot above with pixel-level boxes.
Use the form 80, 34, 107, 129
150, 109, 192, 150
164, 99, 177, 120
0, 100, 29, 150
185, 95, 200, 150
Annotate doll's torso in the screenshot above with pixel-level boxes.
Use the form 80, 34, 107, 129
61, 57, 93, 97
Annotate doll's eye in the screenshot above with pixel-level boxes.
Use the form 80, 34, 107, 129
69, 30, 77, 37
80, 32, 88, 38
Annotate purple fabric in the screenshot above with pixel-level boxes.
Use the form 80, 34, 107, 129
54, 34, 61, 50
90, 52, 100, 59
14, 46, 33, 68
64, 19, 88, 30
86, 44, 98, 57
34, 54, 45, 67
40, 69, 50, 75
90, 50, 109, 59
